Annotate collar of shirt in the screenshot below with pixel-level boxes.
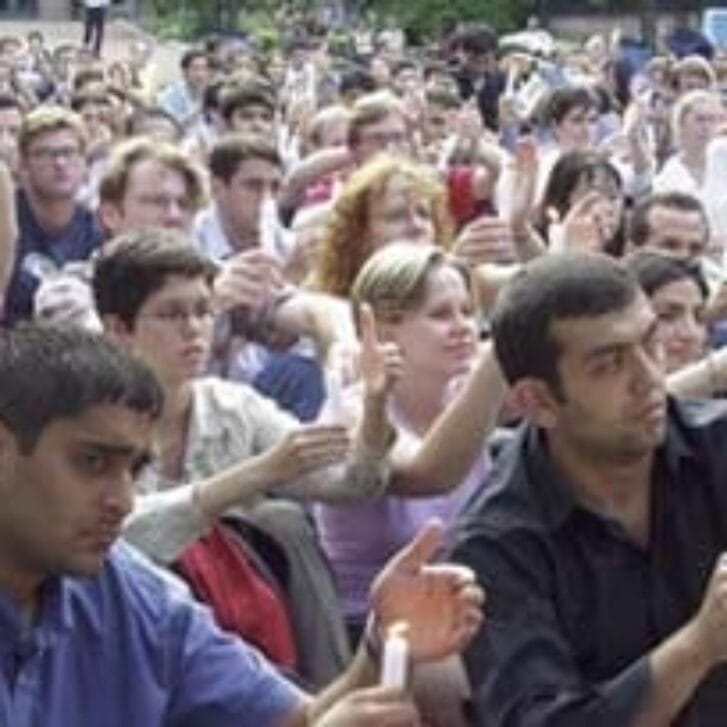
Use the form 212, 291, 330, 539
0, 575, 92, 653
514, 396, 696, 533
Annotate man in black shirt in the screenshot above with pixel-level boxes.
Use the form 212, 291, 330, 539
453, 253, 727, 726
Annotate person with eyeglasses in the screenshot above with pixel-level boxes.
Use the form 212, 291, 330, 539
33, 136, 206, 330
91, 227, 402, 687
4, 105, 102, 324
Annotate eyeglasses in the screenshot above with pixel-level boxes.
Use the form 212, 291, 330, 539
133, 194, 194, 212
140, 304, 215, 328
28, 145, 83, 163
357, 131, 409, 147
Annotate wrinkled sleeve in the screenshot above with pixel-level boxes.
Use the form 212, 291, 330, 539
248, 387, 392, 503
124, 486, 209, 565
452, 528, 650, 726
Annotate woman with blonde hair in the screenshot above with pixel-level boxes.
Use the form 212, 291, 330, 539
315, 241, 505, 643
654, 89, 723, 200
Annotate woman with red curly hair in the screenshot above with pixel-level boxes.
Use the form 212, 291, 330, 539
310, 153, 455, 297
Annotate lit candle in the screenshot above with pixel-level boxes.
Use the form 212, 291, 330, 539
381, 621, 409, 689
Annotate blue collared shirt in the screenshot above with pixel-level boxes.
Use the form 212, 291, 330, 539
0, 542, 303, 727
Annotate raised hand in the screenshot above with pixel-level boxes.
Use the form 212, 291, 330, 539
212, 249, 284, 313
369, 519, 485, 663
508, 134, 538, 231
358, 302, 404, 399
453, 215, 517, 267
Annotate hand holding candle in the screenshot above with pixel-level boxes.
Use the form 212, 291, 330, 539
369, 519, 485, 665
381, 621, 409, 688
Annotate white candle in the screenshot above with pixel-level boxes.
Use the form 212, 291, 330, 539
259, 193, 280, 260
381, 621, 409, 689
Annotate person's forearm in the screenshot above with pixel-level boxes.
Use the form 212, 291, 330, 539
391, 343, 505, 496
305, 642, 378, 723
0, 162, 17, 296
355, 390, 396, 460
273, 291, 355, 357
512, 224, 545, 262
279, 146, 350, 211
635, 620, 713, 726
667, 348, 727, 399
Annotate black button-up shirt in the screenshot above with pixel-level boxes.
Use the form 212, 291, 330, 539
452, 398, 727, 726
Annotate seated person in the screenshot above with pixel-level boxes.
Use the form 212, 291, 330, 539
0, 323, 484, 726
453, 252, 727, 725
92, 228, 398, 686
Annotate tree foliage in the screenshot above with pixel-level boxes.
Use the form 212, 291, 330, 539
366, 0, 528, 42
145, 0, 528, 42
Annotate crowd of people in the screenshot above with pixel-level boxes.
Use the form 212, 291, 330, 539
1, 9, 727, 725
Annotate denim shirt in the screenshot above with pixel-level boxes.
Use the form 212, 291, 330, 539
0, 542, 302, 727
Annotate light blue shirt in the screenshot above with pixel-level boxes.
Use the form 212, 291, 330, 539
0, 542, 303, 727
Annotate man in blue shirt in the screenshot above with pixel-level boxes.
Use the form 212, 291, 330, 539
0, 324, 484, 727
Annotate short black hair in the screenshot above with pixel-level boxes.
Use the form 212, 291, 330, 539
543, 86, 598, 126
491, 253, 639, 394
629, 192, 708, 249
0, 323, 163, 453
458, 24, 498, 56
93, 228, 218, 328
624, 249, 708, 301
539, 150, 625, 256
208, 133, 281, 184
0, 92, 22, 113
181, 49, 208, 71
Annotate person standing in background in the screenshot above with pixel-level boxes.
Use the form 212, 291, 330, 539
83, 0, 110, 59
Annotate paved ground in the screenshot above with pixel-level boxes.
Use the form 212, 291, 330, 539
0, 17, 184, 83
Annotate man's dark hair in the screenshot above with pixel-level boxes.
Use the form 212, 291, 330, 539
208, 133, 281, 184
0, 93, 23, 113
219, 77, 276, 123
491, 254, 639, 395
180, 49, 208, 71
0, 323, 163, 454
624, 248, 708, 301
339, 67, 377, 98
629, 192, 708, 248
93, 228, 218, 328
542, 86, 598, 126
458, 24, 498, 56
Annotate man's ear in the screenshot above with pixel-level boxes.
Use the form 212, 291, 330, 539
98, 201, 122, 237
102, 314, 134, 345
509, 377, 560, 430
0, 420, 19, 486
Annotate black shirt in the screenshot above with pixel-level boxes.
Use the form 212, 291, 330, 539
452, 398, 727, 726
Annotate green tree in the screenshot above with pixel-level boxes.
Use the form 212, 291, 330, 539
367, 0, 527, 41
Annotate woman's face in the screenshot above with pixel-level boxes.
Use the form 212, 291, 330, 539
388, 264, 477, 384
367, 174, 436, 250
680, 100, 722, 152
128, 275, 214, 387
650, 276, 707, 373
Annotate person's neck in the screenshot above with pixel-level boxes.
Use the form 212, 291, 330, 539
217, 204, 255, 253
680, 147, 706, 176
159, 379, 193, 434
155, 380, 194, 480
0, 556, 42, 620
23, 188, 76, 234
548, 432, 653, 546
392, 372, 449, 436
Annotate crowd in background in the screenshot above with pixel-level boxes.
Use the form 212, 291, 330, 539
2, 9, 727, 723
